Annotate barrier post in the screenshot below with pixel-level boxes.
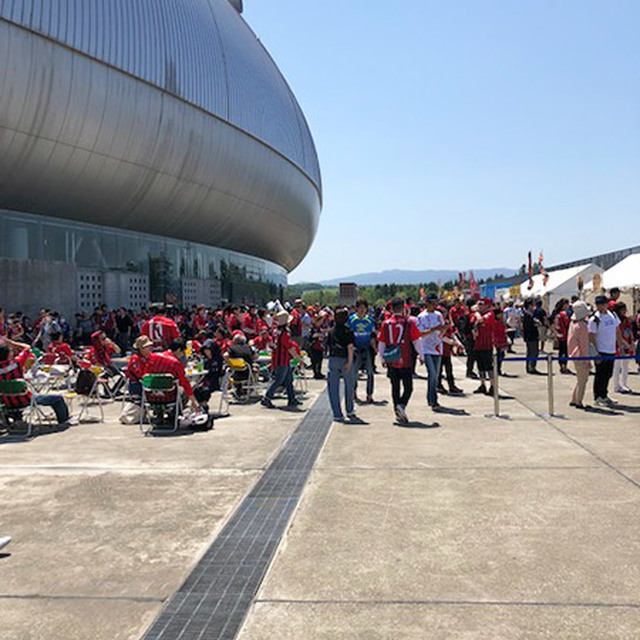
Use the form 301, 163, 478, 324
485, 350, 509, 420
547, 353, 555, 416
492, 351, 500, 417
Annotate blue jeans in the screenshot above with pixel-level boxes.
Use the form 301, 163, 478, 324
36, 395, 70, 424
354, 346, 374, 397
265, 365, 295, 403
424, 354, 442, 406
327, 356, 355, 419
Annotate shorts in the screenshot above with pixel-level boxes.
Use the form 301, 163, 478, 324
475, 349, 493, 374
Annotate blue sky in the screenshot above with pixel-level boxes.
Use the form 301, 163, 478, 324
245, 1, 640, 283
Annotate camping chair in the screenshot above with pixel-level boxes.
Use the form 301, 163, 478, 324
139, 374, 182, 435
0, 379, 50, 438
75, 365, 105, 423
227, 358, 258, 403
210, 368, 231, 417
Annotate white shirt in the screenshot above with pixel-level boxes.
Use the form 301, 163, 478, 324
588, 310, 619, 354
416, 310, 444, 356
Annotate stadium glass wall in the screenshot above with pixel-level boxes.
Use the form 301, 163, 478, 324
0, 0, 322, 305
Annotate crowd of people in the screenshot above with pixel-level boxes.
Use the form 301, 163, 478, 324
1, 288, 639, 430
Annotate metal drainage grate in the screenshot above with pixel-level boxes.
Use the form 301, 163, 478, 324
142, 392, 332, 640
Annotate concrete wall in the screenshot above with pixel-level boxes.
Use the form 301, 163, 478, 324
0, 258, 77, 319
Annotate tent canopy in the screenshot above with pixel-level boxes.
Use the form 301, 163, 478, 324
521, 264, 602, 307
586, 254, 640, 290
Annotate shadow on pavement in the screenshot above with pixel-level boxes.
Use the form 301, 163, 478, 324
432, 406, 469, 416
395, 421, 441, 429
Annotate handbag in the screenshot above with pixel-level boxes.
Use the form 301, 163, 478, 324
382, 343, 402, 364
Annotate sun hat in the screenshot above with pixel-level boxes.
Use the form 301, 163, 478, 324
275, 310, 291, 327
571, 301, 589, 321
134, 335, 153, 350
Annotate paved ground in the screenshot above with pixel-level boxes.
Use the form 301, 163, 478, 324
2, 348, 640, 639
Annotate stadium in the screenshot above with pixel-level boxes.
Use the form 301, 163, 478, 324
0, 0, 322, 315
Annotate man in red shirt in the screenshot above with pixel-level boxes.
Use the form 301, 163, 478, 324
472, 298, 496, 395
141, 306, 181, 350
261, 311, 301, 409
46, 331, 77, 367
376, 297, 422, 424
0, 336, 72, 427
145, 339, 199, 411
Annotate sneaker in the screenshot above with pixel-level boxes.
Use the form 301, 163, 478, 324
346, 412, 358, 421
617, 386, 632, 394
603, 396, 618, 406
594, 397, 608, 407
287, 398, 303, 407
333, 415, 345, 422
437, 386, 448, 395
449, 386, 463, 394
0, 536, 11, 552
261, 397, 275, 408
395, 405, 408, 423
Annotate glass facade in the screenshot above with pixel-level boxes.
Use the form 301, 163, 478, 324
0, 208, 287, 304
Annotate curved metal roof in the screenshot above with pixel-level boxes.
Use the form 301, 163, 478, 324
0, 0, 322, 271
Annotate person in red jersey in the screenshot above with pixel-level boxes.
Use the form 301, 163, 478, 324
45, 331, 77, 367
376, 297, 422, 424
124, 335, 153, 397
145, 339, 198, 411
141, 306, 181, 350
491, 307, 509, 376
471, 298, 496, 395
193, 305, 209, 333
0, 336, 71, 426
261, 311, 301, 409
242, 304, 260, 339
552, 298, 571, 374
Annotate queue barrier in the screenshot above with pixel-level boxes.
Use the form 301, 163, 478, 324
488, 353, 638, 419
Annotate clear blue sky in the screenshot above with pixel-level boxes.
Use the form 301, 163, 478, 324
245, 1, 640, 283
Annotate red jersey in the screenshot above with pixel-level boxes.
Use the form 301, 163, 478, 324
449, 305, 466, 330
0, 349, 34, 408
46, 342, 75, 365
272, 327, 294, 368
242, 313, 259, 336
141, 316, 181, 349
441, 324, 455, 357
492, 318, 508, 350
473, 312, 495, 351
193, 313, 208, 332
554, 311, 570, 341
145, 351, 193, 396
377, 314, 421, 369
125, 353, 149, 382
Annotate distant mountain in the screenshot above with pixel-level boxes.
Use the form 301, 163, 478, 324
319, 268, 517, 286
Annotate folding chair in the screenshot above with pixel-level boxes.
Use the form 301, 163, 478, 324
227, 358, 258, 403
139, 374, 182, 435
210, 369, 231, 417
75, 366, 105, 423
0, 379, 49, 438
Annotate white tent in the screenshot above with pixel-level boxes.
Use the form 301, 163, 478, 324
520, 263, 603, 308
586, 254, 640, 290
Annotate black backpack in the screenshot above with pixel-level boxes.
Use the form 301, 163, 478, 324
75, 368, 97, 395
